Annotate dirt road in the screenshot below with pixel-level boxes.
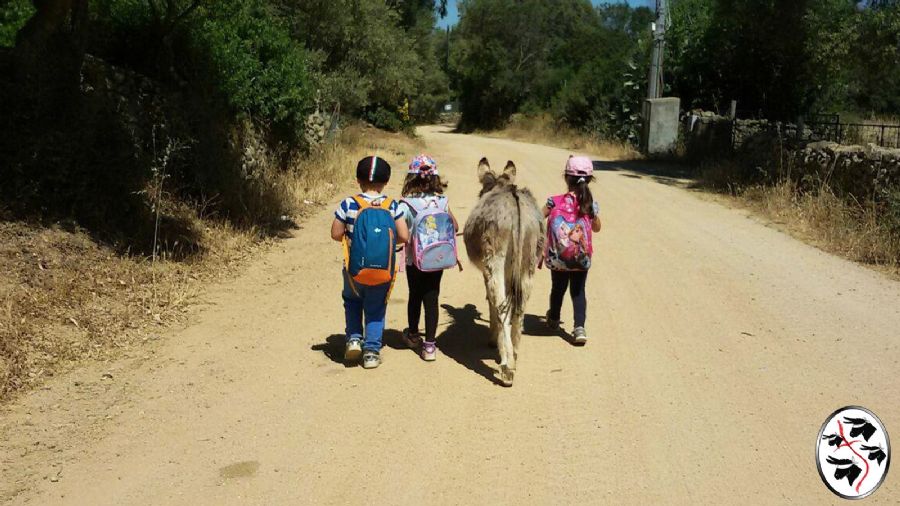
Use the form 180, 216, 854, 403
3, 127, 900, 504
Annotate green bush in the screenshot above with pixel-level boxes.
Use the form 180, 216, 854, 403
187, 0, 312, 136
0, 0, 34, 47
365, 105, 411, 133
90, 0, 313, 136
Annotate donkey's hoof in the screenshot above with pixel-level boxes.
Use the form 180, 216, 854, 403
499, 366, 515, 387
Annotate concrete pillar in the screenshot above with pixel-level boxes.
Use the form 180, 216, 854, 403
641, 97, 681, 155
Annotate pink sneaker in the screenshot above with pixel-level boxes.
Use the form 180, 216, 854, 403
421, 341, 437, 362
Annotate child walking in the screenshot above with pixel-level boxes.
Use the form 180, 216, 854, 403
397, 155, 459, 361
331, 155, 409, 369
543, 155, 602, 345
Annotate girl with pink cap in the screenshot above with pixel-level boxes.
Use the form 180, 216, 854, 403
542, 155, 602, 345
397, 154, 460, 361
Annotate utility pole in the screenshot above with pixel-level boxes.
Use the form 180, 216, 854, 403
647, 0, 668, 99
446, 26, 451, 71
641, 0, 678, 155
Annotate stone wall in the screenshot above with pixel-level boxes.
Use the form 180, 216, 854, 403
683, 110, 814, 161
793, 141, 900, 200
682, 110, 900, 200
683, 112, 732, 160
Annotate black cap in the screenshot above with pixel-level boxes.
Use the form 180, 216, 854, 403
356, 156, 391, 183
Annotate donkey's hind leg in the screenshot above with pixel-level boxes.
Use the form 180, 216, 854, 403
488, 300, 499, 349
510, 272, 533, 363
484, 262, 514, 386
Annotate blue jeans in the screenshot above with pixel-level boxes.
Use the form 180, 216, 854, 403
342, 271, 392, 352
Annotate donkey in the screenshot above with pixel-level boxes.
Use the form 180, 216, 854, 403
463, 158, 545, 386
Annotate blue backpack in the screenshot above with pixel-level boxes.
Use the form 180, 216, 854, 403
343, 196, 397, 287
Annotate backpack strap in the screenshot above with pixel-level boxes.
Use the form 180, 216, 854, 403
352, 195, 371, 210
352, 195, 394, 213
402, 197, 423, 211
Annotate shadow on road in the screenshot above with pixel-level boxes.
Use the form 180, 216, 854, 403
593, 159, 697, 188
523, 313, 579, 346
312, 329, 411, 367
437, 303, 506, 387
311, 335, 354, 367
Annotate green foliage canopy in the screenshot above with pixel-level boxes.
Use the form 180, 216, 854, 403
667, 0, 900, 119
450, 0, 652, 138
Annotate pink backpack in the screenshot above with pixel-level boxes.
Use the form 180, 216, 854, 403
544, 193, 593, 271
403, 196, 458, 272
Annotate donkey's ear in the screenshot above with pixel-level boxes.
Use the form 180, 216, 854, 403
501, 161, 517, 182
477, 157, 493, 183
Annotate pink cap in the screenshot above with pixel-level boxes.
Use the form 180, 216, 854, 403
565, 156, 594, 177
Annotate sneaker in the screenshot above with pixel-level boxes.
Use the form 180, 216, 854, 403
573, 327, 588, 346
421, 341, 437, 362
546, 311, 560, 331
345, 337, 363, 362
401, 328, 422, 349
362, 350, 381, 369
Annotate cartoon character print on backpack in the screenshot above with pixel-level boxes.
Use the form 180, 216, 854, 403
545, 194, 593, 271
404, 196, 458, 272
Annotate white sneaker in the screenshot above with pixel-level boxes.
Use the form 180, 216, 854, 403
362, 350, 381, 369
345, 338, 362, 362
573, 327, 588, 345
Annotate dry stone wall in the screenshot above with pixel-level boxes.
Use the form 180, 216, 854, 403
794, 141, 900, 200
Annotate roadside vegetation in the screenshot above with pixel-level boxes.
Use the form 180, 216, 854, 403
740, 181, 900, 275
667, 0, 900, 273
0, 0, 436, 398
446, 1, 652, 146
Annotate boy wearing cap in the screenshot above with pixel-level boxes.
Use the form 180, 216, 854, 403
331, 156, 409, 368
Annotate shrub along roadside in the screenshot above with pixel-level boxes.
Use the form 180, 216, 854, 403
694, 142, 900, 275
0, 124, 422, 401
0, 0, 436, 400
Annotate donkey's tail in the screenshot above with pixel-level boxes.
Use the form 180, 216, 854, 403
505, 189, 526, 317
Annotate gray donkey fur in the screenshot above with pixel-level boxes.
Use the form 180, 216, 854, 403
464, 158, 545, 386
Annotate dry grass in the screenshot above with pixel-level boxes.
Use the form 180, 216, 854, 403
0, 220, 241, 398
0, 124, 420, 400
485, 114, 640, 160
738, 181, 900, 275
281, 124, 423, 208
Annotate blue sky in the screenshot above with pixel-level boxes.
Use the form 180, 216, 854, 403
437, 0, 655, 28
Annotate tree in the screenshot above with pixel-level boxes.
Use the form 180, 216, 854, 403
852, 2, 900, 114
666, 0, 900, 119
13, 0, 90, 111
451, 0, 651, 137
279, 0, 448, 127
452, 0, 595, 128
